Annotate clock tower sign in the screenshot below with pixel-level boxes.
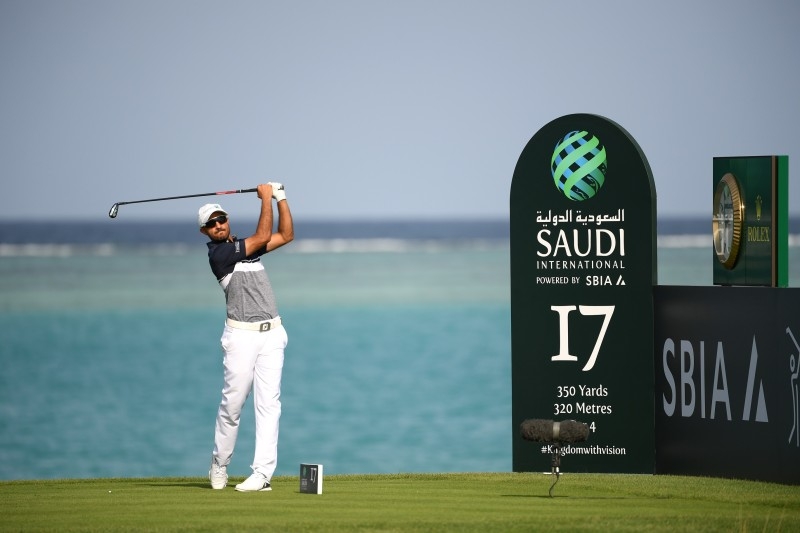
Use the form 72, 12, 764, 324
712, 156, 788, 287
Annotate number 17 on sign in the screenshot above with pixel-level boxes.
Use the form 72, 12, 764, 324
550, 305, 615, 372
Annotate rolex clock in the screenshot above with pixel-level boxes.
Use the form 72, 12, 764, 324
712, 172, 743, 269
712, 155, 788, 287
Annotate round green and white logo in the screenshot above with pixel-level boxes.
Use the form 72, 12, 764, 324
551, 130, 607, 201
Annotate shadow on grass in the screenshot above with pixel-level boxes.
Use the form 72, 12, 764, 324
139, 481, 211, 489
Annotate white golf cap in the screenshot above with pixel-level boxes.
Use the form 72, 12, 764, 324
198, 203, 228, 227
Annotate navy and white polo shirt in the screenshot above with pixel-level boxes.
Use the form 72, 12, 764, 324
206, 238, 278, 323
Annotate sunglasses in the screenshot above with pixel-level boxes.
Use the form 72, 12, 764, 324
203, 215, 228, 228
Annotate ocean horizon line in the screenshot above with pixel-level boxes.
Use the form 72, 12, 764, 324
1, 217, 799, 250
3, 235, 800, 258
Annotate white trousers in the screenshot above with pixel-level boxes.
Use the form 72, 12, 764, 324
212, 322, 287, 481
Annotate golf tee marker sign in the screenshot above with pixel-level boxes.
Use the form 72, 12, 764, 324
300, 463, 323, 494
510, 114, 657, 473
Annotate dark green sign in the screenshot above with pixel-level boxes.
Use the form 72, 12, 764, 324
510, 114, 656, 473
712, 156, 789, 287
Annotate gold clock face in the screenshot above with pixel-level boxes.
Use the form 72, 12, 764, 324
712, 173, 743, 269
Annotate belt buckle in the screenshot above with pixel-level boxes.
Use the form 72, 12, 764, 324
259, 321, 272, 332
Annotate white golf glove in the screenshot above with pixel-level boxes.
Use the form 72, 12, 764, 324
269, 182, 286, 202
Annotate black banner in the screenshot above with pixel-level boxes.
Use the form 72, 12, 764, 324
655, 286, 800, 484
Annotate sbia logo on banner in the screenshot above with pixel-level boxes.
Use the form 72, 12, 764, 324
662, 325, 800, 443
661, 336, 769, 422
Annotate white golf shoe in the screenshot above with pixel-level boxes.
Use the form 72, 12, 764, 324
235, 473, 272, 492
209, 462, 228, 490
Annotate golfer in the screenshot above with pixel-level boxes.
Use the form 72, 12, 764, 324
199, 182, 293, 492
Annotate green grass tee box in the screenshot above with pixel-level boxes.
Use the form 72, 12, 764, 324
1, 473, 798, 532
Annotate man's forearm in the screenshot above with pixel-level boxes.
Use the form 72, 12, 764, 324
255, 196, 274, 241
243, 195, 274, 253
274, 199, 294, 243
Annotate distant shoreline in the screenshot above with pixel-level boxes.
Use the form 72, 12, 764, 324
1, 217, 799, 246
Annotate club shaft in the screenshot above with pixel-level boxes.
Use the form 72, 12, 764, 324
115, 188, 257, 207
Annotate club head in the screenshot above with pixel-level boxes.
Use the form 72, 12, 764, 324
108, 203, 119, 218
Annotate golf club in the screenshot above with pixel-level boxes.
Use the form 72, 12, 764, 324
108, 188, 257, 218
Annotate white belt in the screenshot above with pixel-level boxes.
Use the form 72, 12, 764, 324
226, 317, 282, 332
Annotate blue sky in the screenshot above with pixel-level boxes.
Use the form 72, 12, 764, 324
2, 0, 798, 221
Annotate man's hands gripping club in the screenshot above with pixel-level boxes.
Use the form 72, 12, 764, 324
256, 183, 286, 203
269, 182, 286, 202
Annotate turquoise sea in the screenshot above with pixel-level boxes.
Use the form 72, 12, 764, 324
1, 219, 798, 481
